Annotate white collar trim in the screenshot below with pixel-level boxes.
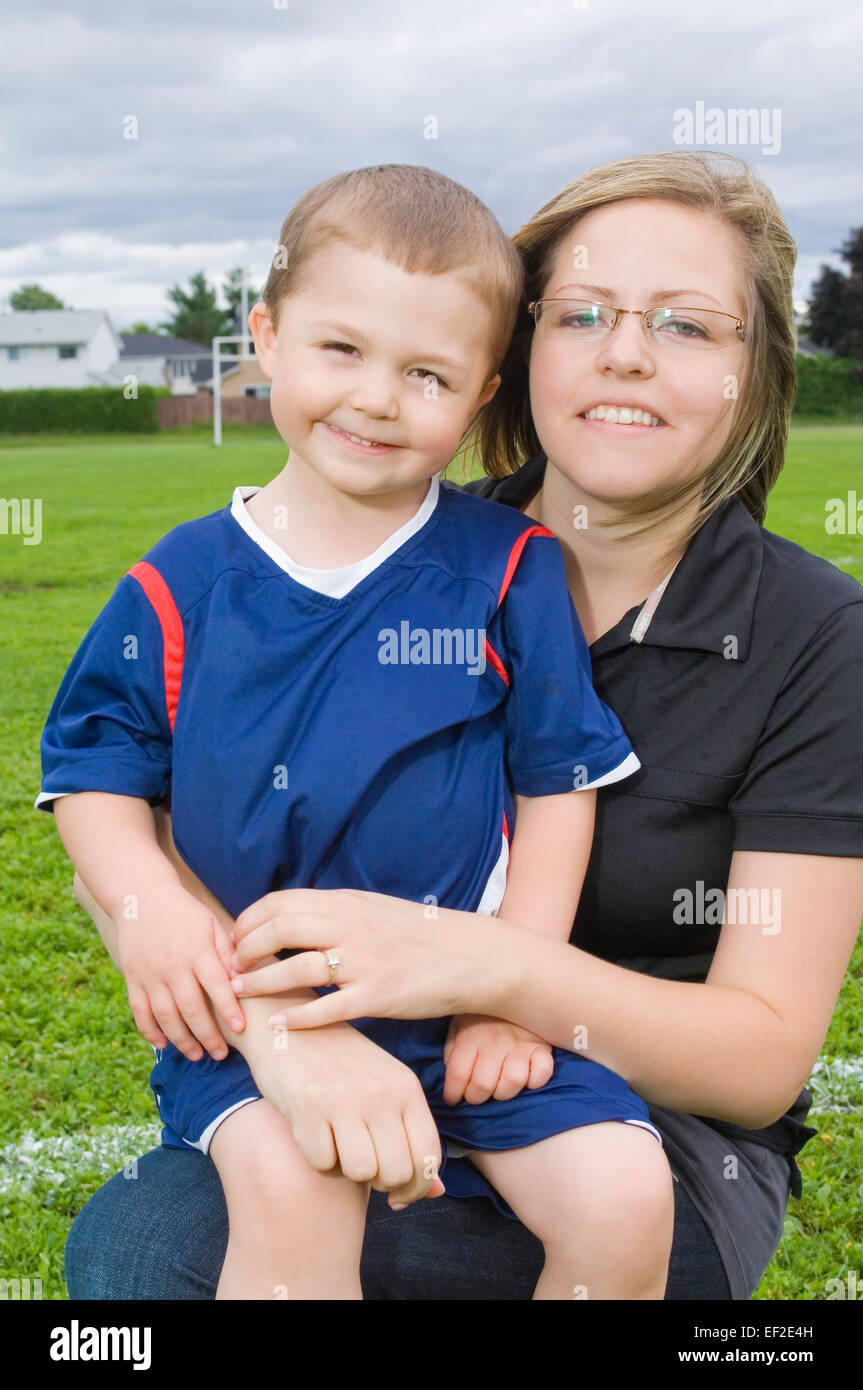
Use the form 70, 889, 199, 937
230, 476, 440, 598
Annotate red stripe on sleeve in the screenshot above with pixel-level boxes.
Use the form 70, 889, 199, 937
484, 524, 555, 687
127, 561, 185, 733
497, 524, 554, 606
484, 635, 509, 687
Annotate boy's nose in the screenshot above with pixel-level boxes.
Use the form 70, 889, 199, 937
346, 370, 400, 418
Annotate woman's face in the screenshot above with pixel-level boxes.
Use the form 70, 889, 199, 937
527, 198, 748, 505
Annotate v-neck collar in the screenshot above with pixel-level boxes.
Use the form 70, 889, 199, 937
229, 476, 441, 599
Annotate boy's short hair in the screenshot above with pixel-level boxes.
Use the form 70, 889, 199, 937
262, 164, 523, 374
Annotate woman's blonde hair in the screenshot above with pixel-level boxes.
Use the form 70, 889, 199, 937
470, 151, 797, 533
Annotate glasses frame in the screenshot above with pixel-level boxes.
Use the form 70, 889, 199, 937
527, 298, 746, 344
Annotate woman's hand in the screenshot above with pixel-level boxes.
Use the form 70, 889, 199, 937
245, 1011, 446, 1210
230, 887, 513, 1029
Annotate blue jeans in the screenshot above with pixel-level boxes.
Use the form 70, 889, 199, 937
65, 1145, 731, 1299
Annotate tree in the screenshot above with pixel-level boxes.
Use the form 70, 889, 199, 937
125, 321, 161, 335
160, 272, 234, 346
223, 267, 261, 336
10, 284, 66, 310
807, 228, 863, 360
807, 267, 848, 349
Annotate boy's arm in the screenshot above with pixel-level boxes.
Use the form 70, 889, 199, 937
441, 788, 596, 1105
71, 812, 450, 1209
496, 789, 596, 942
72, 854, 323, 1098
54, 791, 245, 1059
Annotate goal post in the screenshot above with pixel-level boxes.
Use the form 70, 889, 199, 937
212, 334, 254, 447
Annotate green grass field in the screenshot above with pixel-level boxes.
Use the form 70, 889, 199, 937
0, 421, 861, 1300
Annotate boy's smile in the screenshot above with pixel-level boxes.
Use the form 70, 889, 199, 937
322, 420, 401, 454
248, 244, 501, 533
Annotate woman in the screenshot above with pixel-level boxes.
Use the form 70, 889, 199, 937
65, 152, 863, 1300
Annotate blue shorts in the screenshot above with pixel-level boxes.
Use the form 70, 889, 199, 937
150, 1013, 661, 1221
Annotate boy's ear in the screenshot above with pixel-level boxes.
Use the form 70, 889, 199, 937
473, 372, 501, 415
248, 301, 277, 378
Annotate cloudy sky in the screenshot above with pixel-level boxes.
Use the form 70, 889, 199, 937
2, 0, 861, 329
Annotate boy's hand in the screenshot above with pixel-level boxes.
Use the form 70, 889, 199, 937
115, 881, 246, 1061
442, 1014, 555, 1106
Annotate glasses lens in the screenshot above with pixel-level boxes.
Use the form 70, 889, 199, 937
647, 308, 740, 348
537, 300, 612, 336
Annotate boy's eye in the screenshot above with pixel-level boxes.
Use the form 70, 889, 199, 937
409, 368, 449, 390
322, 341, 358, 356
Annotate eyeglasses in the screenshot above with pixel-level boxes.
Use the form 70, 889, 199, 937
528, 299, 746, 350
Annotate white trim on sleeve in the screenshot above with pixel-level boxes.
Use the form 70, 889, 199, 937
582, 751, 641, 790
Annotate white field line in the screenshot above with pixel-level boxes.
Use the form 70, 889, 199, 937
0, 1122, 162, 1195
0, 1057, 861, 1195
807, 1056, 863, 1115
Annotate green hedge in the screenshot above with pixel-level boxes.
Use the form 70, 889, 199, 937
793, 354, 863, 419
1, 362, 862, 432
0, 385, 166, 434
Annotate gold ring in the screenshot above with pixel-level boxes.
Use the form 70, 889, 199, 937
321, 949, 341, 984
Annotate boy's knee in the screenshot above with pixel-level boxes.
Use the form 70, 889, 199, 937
545, 1127, 673, 1245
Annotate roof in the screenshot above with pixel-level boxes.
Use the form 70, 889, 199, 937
120, 332, 245, 385
0, 309, 118, 348
119, 332, 213, 359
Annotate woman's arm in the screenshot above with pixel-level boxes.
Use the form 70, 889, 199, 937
231, 850, 863, 1129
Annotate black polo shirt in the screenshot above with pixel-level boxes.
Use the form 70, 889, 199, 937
449, 452, 863, 1168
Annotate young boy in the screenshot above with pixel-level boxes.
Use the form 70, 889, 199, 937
38, 165, 674, 1299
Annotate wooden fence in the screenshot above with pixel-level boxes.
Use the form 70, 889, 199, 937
158, 396, 273, 429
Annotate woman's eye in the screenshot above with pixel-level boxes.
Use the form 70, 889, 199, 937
660, 318, 709, 340
560, 312, 599, 330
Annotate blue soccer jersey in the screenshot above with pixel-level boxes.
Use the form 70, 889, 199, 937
38, 476, 639, 921
37, 476, 657, 1208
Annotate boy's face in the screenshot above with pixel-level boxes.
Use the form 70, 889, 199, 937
249, 243, 501, 499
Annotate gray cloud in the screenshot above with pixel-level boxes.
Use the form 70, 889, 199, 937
1, 0, 860, 321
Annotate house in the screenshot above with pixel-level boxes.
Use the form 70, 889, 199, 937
204, 346, 270, 399
0, 310, 123, 390
0, 310, 269, 397
119, 332, 240, 396
795, 337, 834, 359
121, 332, 269, 397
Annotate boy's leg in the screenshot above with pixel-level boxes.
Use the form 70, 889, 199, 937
209, 1098, 368, 1300
468, 1121, 674, 1301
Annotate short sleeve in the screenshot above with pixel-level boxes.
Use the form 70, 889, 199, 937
491, 533, 640, 796
36, 573, 174, 812
730, 600, 863, 855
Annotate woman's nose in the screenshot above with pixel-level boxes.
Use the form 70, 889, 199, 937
593, 314, 656, 375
